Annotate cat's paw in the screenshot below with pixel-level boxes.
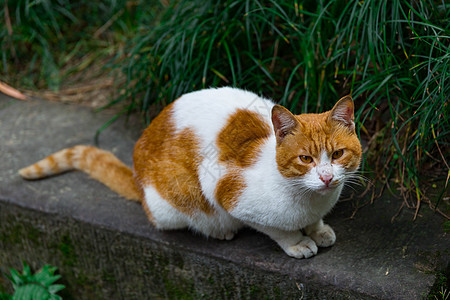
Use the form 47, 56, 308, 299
283, 237, 318, 259
308, 224, 336, 248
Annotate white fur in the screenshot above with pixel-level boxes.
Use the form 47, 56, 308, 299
144, 185, 242, 239
231, 141, 342, 230
143, 87, 352, 258
144, 185, 189, 230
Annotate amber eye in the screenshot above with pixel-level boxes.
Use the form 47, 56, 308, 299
300, 155, 313, 164
332, 149, 344, 159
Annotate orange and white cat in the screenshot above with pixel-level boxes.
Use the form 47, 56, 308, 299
19, 87, 362, 258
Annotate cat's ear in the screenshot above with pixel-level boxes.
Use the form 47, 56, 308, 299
329, 95, 355, 131
272, 105, 299, 143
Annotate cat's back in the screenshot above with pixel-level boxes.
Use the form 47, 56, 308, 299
172, 87, 275, 137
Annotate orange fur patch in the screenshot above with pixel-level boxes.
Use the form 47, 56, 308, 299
33, 163, 43, 177
47, 155, 58, 173
215, 172, 246, 211
77, 146, 140, 201
65, 147, 74, 165
276, 111, 362, 178
217, 109, 272, 167
133, 104, 215, 216
215, 109, 271, 210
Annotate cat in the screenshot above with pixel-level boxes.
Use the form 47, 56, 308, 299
19, 87, 362, 259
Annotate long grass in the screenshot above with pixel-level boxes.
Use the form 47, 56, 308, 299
115, 0, 449, 217
0, 0, 161, 90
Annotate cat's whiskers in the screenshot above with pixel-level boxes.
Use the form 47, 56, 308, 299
345, 171, 370, 185
343, 182, 359, 192
293, 188, 315, 200
341, 171, 371, 194
286, 179, 316, 198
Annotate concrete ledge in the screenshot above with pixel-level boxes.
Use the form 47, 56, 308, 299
1, 95, 448, 299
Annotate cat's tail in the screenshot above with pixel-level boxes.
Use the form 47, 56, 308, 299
18, 145, 141, 201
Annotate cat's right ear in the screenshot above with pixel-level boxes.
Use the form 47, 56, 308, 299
271, 105, 299, 144
329, 95, 355, 131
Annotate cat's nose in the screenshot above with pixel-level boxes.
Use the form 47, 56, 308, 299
320, 174, 333, 187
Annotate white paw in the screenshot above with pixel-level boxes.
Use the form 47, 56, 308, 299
284, 237, 318, 259
309, 224, 336, 247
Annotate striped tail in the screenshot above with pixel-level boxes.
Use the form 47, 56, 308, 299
19, 145, 140, 201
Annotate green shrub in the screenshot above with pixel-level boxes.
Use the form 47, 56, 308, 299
0, 263, 65, 300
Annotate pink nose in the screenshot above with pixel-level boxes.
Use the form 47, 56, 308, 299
320, 174, 333, 187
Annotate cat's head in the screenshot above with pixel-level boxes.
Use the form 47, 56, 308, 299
271, 96, 362, 193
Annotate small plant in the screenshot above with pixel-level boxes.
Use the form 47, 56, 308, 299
429, 271, 450, 300
0, 263, 65, 300
434, 287, 449, 300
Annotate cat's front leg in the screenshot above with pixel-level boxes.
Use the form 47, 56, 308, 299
304, 219, 336, 248
249, 223, 318, 259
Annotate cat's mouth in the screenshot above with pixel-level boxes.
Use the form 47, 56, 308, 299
316, 180, 340, 193
318, 185, 335, 192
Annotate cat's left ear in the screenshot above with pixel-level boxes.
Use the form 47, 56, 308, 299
329, 95, 355, 131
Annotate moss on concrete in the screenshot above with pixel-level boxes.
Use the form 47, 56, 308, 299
58, 235, 77, 267
0, 201, 321, 299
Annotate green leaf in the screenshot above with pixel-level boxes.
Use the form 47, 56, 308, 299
33, 266, 60, 288
5, 263, 64, 300
8, 269, 23, 286
47, 284, 65, 294
13, 284, 50, 300
22, 263, 32, 279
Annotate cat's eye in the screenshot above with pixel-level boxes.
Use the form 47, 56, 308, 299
332, 149, 344, 159
299, 155, 313, 164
